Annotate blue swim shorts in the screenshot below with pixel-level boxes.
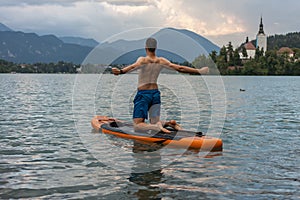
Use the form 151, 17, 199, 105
133, 89, 161, 119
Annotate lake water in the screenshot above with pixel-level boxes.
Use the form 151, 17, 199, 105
0, 74, 299, 199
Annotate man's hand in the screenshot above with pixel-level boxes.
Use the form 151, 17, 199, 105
112, 67, 121, 75
198, 67, 209, 74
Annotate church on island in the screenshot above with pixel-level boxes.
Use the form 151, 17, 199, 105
239, 17, 267, 60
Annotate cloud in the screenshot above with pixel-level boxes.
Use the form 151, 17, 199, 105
0, 0, 299, 46
0, 0, 79, 7
0, 0, 166, 41
101, 1, 150, 16
152, 0, 246, 36
0, 0, 149, 7
99, 0, 149, 6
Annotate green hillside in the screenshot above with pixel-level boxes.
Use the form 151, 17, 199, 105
267, 32, 300, 50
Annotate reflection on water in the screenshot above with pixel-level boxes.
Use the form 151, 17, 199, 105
129, 142, 164, 199
130, 169, 163, 199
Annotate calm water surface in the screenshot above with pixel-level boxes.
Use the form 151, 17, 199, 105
0, 74, 299, 199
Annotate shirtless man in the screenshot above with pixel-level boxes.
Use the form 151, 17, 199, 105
112, 38, 209, 133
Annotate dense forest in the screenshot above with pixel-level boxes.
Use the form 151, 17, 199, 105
0, 60, 80, 73
267, 32, 300, 50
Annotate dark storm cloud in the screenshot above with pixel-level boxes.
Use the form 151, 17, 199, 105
0, 0, 148, 6
0, 0, 299, 46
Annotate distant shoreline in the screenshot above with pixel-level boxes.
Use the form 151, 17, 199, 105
1, 72, 299, 76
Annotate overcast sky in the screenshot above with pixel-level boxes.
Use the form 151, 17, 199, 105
0, 0, 299, 47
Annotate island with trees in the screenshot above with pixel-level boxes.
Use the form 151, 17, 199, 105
192, 32, 300, 75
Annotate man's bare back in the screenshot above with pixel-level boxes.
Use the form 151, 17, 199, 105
111, 38, 209, 133
137, 56, 166, 90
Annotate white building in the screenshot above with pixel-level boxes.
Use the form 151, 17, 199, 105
256, 17, 267, 54
239, 42, 256, 60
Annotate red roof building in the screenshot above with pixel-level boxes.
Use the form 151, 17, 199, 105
277, 47, 294, 57
244, 42, 256, 50
239, 42, 256, 59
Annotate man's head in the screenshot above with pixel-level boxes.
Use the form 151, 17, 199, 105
145, 38, 157, 53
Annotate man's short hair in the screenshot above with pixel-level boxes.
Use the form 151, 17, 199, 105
145, 38, 157, 52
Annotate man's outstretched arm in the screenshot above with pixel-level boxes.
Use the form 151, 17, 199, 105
112, 57, 144, 75
161, 58, 209, 75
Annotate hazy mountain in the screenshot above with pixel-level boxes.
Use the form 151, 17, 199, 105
0, 25, 219, 64
0, 31, 92, 64
166, 28, 220, 54
59, 36, 99, 48
0, 23, 13, 31
88, 28, 220, 65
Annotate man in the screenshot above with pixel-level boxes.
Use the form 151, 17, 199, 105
112, 38, 209, 133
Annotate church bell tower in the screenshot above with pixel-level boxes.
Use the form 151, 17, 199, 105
256, 16, 267, 54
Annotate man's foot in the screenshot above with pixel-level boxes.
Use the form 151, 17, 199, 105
156, 122, 171, 133
133, 121, 170, 133
164, 120, 182, 130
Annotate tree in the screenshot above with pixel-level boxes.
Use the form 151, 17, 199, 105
255, 47, 263, 60
219, 46, 227, 62
192, 54, 215, 69
216, 57, 227, 74
227, 42, 234, 65
209, 50, 217, 63
233, 49, 242, 66
242, 46, 248, 58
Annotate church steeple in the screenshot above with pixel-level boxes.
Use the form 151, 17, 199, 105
256, 15, 267, 53
258, 16, 265, 35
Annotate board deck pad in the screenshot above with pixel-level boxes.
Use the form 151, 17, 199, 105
104, 121, 204, 141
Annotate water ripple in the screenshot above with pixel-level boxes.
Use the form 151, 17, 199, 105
0, 75, 299, 199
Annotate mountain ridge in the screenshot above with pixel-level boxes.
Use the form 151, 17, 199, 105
0, 23, 220, 64
59, 36, 99, 48
91, 28, 220, 65
0, 31, 92, 64
0, 23, 13, 31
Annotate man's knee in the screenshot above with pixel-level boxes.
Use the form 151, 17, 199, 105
150, 117, 159, 124
133, 118, 144, 125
